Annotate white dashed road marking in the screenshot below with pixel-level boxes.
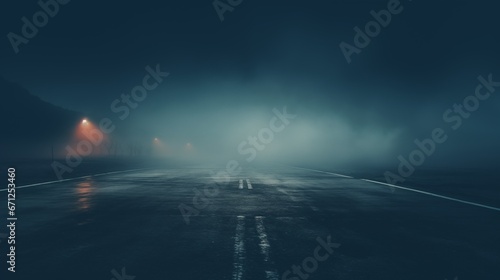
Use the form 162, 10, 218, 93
255, 216, 270, 261
239, 179, 243, 189
255, 216, 279, 280
246, 179, 253, 189
232, 216, 246, 280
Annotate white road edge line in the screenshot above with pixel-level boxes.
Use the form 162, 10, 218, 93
0, 168, 148, 192
289, 165, 500, 212
246, 179, 253, 190
361, 179, 500, 212
232, 216, 246, 280
289, 166, 353, 178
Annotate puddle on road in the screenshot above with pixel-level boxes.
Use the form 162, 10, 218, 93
75, 179, 96, 211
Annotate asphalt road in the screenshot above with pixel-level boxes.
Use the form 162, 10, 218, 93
1, 166, 499, 280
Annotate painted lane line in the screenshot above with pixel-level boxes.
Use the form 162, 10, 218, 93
288, 166, 353, 179
246, 179, 253, 189
255, 216, 271, 262
255, 216, 279, 280
0, 168, 148, 192
290, 165, 500, 212
361, 179, 500, 212
239, 179, 243, 189
232, 216, 246, 280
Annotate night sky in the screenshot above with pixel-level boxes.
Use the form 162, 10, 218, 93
2, 0, 500, 167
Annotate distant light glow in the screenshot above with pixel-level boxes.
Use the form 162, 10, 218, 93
82, 119, 88, 125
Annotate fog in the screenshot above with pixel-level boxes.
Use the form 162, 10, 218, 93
115, 71, 500, 170
2, 0, 500, 172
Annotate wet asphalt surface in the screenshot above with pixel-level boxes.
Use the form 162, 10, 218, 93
1, 166, 499, 280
